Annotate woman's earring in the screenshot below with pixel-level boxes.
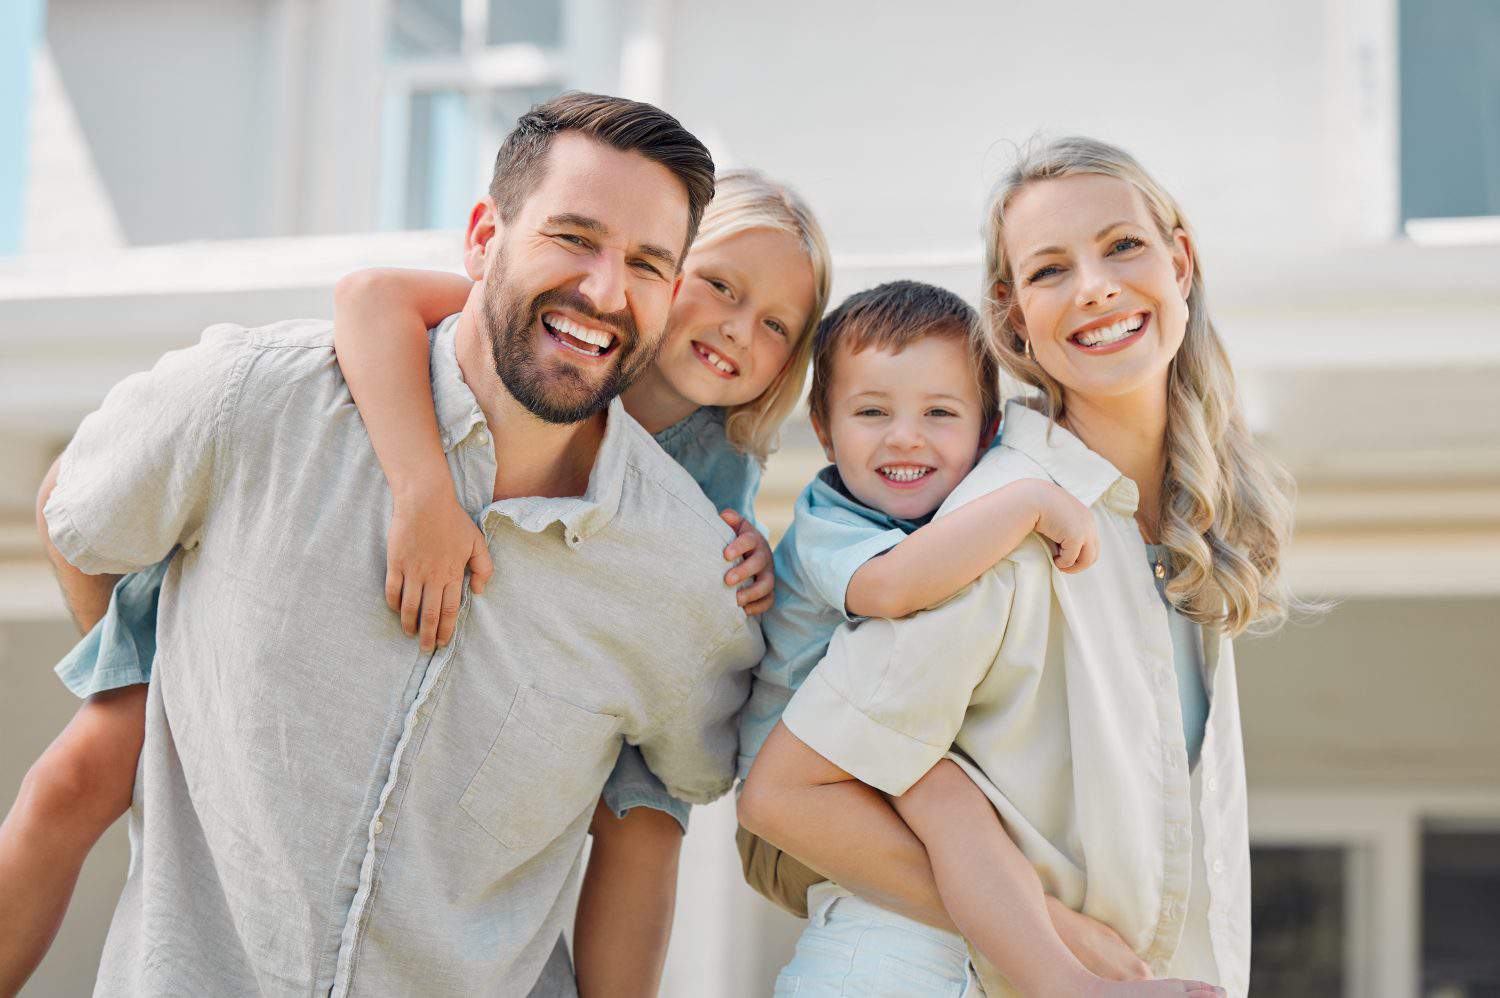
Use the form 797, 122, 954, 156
1022, 337, 1036, 361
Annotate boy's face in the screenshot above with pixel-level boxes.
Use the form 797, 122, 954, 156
813, 333, 987, 521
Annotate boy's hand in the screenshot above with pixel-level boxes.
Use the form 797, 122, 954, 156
385, 486, 494, 652
1034, 485, 1099, 573
720, 510, 775, 616
1046, 897, 1151, 981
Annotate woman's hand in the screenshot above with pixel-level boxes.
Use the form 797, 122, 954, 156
1033, 485, 1100, 573
719, 510, 775, 616
384, 485, 494, 652
1045, 897, 1151, 981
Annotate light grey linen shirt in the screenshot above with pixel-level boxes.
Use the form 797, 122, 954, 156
45, 315, 762, 996
782, 401, 1250, 997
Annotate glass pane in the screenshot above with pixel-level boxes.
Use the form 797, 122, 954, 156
389, 0, 462, 58
1423, 830, 1500, 997
487, 0, 562, 47
1400, 0, 1500, 220
1250, 846, 1346, 996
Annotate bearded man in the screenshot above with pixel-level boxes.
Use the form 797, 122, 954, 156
35, 92, 760, 996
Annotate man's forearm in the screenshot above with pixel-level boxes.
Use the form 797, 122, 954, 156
574, 801, 681, 998
36, 458, 117, 634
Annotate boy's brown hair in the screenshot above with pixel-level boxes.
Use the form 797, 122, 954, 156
489, 91, 716, 262
809, 280, 999, 430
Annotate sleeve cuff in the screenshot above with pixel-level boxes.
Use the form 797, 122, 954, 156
825, 528, 907, 622
781, 669, 946, 797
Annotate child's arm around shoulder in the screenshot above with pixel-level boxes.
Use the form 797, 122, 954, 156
845, 478, 1098, 620
332, 268, 490, 652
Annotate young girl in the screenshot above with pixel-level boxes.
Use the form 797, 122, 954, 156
0, 169, 831, 995
742, 137, 1296, 997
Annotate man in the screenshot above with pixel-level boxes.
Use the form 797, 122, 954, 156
37, 92, 761, 995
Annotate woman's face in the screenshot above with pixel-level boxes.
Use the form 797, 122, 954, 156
653, 227, 816, 409
1002, 174, 1193, 406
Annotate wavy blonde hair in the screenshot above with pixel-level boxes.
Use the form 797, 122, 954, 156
692, 169, 832, 463
981, 137, 1298, 636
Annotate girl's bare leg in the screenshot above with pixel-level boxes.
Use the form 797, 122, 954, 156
0, 685, 147, 996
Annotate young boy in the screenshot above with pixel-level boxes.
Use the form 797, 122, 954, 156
737, 281, 1210, 995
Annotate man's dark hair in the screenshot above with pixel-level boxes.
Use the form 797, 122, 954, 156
489, 91, 716, 262
809, 280, 999, 429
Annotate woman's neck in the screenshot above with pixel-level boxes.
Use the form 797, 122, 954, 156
1060, 382, 1170, 542
622, 367, 701, 435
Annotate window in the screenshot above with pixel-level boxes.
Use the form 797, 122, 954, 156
1400, 0, 1500, 242
379, 0, 582, 230
1250, 846, 1349, 995
1422, 829, 1500, 996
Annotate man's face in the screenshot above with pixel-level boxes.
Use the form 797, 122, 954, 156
476, 132, 691, 424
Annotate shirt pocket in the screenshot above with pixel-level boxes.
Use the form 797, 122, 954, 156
460, 685, 622, 852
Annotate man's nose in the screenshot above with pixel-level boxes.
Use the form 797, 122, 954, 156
578, 252, 627, 316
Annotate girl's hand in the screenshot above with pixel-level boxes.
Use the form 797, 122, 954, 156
1046, 897, 1151, 981
1033, 486, 1100, 573
384, 486, 495, 652
720, 510, 775, 616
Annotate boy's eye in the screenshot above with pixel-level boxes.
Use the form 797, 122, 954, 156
854, 408, 885, 418
927, 408, 957, 418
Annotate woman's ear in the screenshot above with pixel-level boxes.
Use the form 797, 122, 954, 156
463, 200, 500, 281
1170, 227, 1195, 299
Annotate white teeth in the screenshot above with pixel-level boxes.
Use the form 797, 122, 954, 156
879, 465, 931, 483
1075, 314, 1146, 347
546, 314, 615, 349
697, 343, 736, 375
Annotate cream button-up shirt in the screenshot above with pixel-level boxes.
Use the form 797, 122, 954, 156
782, 401, 1250, 997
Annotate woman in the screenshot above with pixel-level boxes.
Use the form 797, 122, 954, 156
739, 137, 1298, 997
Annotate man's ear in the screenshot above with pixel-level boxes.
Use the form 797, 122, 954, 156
809, 409, 836, 464
464, 199, 500, 281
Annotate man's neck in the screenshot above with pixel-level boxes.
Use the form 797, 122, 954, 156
621, 367, 698, 435
1060, 383, 1169, 540
455, 304, 606, 502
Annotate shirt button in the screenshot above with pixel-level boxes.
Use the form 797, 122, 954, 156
474, 430, 490, 447
1207, 777, 1220, 794
1213, 859, 1226, 876
373, 818, 384, 836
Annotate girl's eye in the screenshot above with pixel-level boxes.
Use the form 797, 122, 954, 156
705, 277, 734, 299
765, 318, 788, 338
1027, 264, 1061, 283
1110, 236, 1145, 254
927, 408, 957, 418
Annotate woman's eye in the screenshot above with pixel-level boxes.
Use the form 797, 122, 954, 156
1027, 264, 1061, 283
1110, 236, 1145, 254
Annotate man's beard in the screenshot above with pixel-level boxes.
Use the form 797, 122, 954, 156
479, 263, 661, 426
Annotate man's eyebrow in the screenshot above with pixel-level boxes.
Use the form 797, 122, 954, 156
1019, 221, 1136, 269
546, 214, 678, 269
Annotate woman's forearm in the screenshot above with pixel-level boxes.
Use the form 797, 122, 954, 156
737, 722, 954, 931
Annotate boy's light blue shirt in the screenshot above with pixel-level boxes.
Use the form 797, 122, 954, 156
53, 404, 760, 837
736, 466, 926, 778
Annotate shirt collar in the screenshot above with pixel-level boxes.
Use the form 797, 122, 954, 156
807, 465, 931, 533
998, 400, 1140, 516
431, 312, 630, 548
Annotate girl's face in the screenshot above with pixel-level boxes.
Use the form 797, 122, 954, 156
654, 227, 815, 408
1003, 174, 1194, 406
813, 334, 987, 521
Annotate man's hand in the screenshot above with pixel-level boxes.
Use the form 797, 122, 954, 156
384, 485, 493, 652
720, 509, 775, 615
1046, 896, 1151, 981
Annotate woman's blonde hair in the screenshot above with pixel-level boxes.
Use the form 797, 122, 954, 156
981, 136, 1298, 636
692, 169, 832, 463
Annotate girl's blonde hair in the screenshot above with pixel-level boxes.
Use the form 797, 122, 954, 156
693, 169, 832, 463
981, 136, 1298, 636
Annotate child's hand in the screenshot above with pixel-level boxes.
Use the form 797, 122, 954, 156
385, 487, 494, 653
1046, 896, 1151, 981
1033, 485, 1099, 573
720, 510, 775, 616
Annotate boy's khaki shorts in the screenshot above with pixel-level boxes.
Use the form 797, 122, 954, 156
734, 824, 827, 919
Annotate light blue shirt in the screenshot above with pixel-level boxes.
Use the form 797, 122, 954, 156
1145, 543, 1209, 767
736, 466, 926, 777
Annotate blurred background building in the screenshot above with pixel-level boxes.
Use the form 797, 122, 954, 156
2, 1, 1498, 995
